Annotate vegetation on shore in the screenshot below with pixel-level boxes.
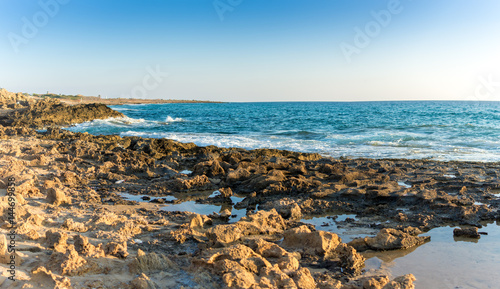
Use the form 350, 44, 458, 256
33, 93, 81, 100
32, 92, 223, 104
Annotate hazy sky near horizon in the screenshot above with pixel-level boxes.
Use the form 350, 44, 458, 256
1, 0, 500, 102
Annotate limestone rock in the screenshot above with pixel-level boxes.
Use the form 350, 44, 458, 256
335, 243, 365, 273
348, 229, 430, 251
221, 259, 258, 289
219, 187, 233, 198
277, 254, 300, 272
259, 264, 297, 289
131, 273, 159, 289
291, 267, 317, 289
193, 160, 225, 177
226, 167, 251, 185
206, 224, 242, 244
189, 214, 210, 230
0, 234, 9, 264
343, 275, 390, 289
363, 275, 390, 289
46, 188, 71, 206
16, 179, 41, 198
16, 220, 42, 240
29, 266, 72, 289
48, 245, 88, 276
45, 230, 69, 253
383, 274, 416, 289
282, 225, 340, 255
61, 218, 88, 232
73, 235, 105, 258
174, 175, 212, 191
249, 239, 288, 259
237, 209, 287, 235
105, 241, 129, 258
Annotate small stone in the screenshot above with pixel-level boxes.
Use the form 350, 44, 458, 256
105, 241, 129, 258
46, 188, 71, 206
45, 230, 68, 253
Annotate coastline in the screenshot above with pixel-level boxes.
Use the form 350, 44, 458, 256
0, 89, 498, 288
59, 98, 224, 106
43, 95, 223, 106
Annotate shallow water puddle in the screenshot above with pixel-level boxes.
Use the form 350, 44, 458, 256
397, 181, 412, 188
120, 192, 177, 202
161, 196, 247, 222
364, 222, 500, 289
120, 192, 247, 222
300, 214, 370, 243
473, 201, 487, 206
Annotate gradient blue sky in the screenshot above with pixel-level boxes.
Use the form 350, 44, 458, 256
1, 0, 500, 102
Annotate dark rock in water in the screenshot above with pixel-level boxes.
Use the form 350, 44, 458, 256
150, 198, 166, 204
453, 227, 481, 238
141, 196, 151, 201
348, 228, 430, 252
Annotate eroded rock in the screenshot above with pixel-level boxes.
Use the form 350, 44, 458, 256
45, 230, 69, 253
29, 266, 72, 288
46, 188, 71, 206
105, 241, 129, 258
348, 229, 430, 252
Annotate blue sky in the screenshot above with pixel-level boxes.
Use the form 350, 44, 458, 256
1, 0, 499, 102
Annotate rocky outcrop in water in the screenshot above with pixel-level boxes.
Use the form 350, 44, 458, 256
348, 228, 430, 251
0, 97, 123, 128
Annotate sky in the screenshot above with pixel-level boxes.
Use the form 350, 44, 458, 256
1, 0, 500, 102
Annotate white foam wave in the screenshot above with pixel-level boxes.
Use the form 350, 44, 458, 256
118, 130, 500, 162
66, 116, 157, 131
111, 107, 139, 111
120, 131, 332, 155
165, 116, 185, 123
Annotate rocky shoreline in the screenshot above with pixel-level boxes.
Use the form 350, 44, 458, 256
0, 89, 498, 288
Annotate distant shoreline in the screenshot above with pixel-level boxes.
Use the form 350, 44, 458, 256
24, 91, 223, 105
57, 96, 224, 105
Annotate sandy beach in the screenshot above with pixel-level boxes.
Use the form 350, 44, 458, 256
0, 89, 499, 288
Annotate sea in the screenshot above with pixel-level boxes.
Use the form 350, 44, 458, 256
66, 101, 500, 162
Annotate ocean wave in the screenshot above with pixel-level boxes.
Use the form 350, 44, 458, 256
165, 116, 185, 123
365, 140, 429, 148
111, 107, 139, 111
66, 116, 159, 131
120, 130, 332, 154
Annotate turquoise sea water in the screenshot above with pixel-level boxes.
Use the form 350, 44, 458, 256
66, 101, 500, 162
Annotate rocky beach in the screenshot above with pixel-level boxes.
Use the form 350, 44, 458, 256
1, 88, 499, 288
